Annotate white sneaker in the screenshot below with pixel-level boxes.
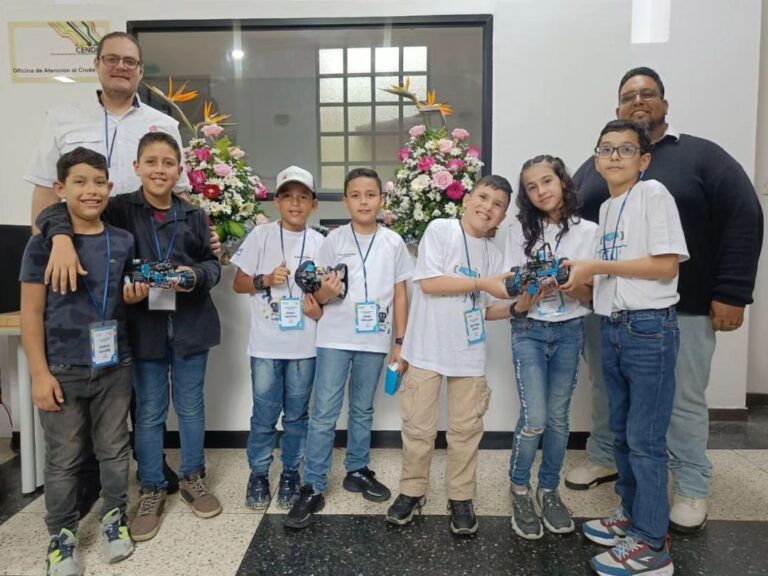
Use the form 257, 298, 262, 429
670, 495, 707, 533
564, 460, 618, 491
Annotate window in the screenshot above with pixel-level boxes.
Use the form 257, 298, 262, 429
131, 17, 492, 200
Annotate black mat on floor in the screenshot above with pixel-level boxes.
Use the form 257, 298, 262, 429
237, 514, 768, 576
0, 455, 42, 526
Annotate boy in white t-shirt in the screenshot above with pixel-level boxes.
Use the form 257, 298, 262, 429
231, 166, 325, 510
562, 120, 688, 576
285, 168, 413, 529
386, 175, 516, 535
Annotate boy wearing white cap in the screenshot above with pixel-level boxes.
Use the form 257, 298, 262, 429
231, 166, 326, 510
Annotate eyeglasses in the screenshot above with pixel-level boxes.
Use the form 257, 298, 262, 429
594, 145, 642, 159
99, 55, 142, 70
619, 89, 660, 105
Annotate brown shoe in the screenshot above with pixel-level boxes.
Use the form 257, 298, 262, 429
130, 488, 166, 542
179, 472, 222, 518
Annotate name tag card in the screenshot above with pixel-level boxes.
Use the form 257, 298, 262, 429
148, 287, 176, 311
464, 308, 486, 345
355, 301, 379, 333
279, 298, 304, 331
90, 320, 118, 368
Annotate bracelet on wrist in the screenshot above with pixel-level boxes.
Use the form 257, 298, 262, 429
252, 274, 266, 292
510, 301, 527, 319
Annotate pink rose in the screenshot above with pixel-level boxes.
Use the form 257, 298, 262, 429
418, 156, 436, 172
451, 128, 470, 141
228, 147, 245, 160
254, 182, 269, 200
385, 180, 396, 194
409, 124, 426, 138
432, 170, 454, 190
447, 158, 466, 173
399, 147, 411, 161
189, 169, 207, 191
445, 181, 465, 200
256, 213, 270, 225
468, 146, 481, 158
213, 163, 232, 177
438, 138, 454, 154
202, 183, 222, 200
195, 147, 213, 162
201, 124, 224, 138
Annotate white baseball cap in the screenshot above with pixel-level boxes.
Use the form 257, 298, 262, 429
275, 165, 315, 197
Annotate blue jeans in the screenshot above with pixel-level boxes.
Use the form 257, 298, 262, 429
133, 329, 209, 490
586, 313, 715, 497
602, 307, 679, 549
509, 317, 584, 490
303, 348, 387, 493
247, 356, 315, 476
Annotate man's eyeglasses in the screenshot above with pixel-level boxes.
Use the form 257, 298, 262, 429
619, 89, 660, 105
99, 55, 141, 70
594, 145, 642, 159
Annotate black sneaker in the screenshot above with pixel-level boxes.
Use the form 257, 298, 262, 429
245, 474, 271, 510
386, 494, 427, 526
284, 485, 325, 529
277, 470, 301, 509
163, 456, 180, 496
448, 499, 478, 535
343, 467, 391, 502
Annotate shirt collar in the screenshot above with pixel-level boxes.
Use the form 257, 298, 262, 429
96, 90, 141, 110
655, 124, 680, 144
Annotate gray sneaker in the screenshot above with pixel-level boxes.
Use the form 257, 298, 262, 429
101, 507, 134, 563
46, 528, 81, 576
510, 487, 543, 540
537, 488, 574, 534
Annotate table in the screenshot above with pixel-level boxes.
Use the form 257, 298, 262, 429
0, 311, 44, 494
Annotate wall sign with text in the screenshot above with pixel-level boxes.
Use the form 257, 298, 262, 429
8, 21, 111, 83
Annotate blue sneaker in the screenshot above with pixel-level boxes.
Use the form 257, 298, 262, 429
590, 536, 674, 576
277, 469, 301, 509
101, 507, 134, 564
46, 528, 81, 576
583, 507, 631, 546
245, 474, 271, 510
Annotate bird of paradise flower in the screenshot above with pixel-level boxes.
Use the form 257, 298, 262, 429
380, 77, 453, 129
143, 77, 231, 136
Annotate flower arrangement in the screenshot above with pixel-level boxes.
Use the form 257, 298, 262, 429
143, 78, 267, 246
381, 81, 484, 243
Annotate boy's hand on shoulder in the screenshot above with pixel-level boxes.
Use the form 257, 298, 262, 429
304, 293, 323, 321
46, 235, 87, 295
32, 372, 64, 412
315, 271, 342, 304
123, 280, 149, 304
173, 266, 196, 292
271, 261, 290, 287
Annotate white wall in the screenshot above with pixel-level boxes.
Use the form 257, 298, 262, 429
0, 0, 763, 434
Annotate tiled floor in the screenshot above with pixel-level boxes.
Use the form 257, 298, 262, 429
1, 407, 767, 575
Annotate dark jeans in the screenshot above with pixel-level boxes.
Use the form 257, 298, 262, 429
39, 362, 132, 535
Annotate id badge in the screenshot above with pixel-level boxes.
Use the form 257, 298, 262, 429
149, 287, 176, 311
279, 298, 304, 331
355, 301, 379, 333
89, 320, 118, 368
536, 290, 567, 318
464, 308, 486, 345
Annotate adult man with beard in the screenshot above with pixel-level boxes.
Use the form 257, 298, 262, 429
566, 66, 763, 533
25, 31, 188, 510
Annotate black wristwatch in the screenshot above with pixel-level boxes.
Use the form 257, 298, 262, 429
252, 274, 266, 291
394, 337, 404, 345
510, 302, 527, 319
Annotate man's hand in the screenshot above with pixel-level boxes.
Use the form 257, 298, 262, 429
480, 271, 516, 300
209, 226, 222, 257
32, 372, 64, 412
315, 271, 343, 304
270, 261, 290, 287
123, 280, 149, 304
389, 344, 408, 376
174, 266, 196, 293
45, 236, 86, 294
304, 293, 323, 321
710, 300, 745, 332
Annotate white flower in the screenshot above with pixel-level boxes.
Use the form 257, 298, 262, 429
413, 204, 425, 222
445, 202, 458, 216
411, 174, 431, 193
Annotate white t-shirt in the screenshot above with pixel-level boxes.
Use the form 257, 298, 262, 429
503, 217, 598, 321
230, 221, 325, 359
593, 179, 689, 316
402, 219, 504, 377
315, 224, 413, 354
25, 92, 190, 195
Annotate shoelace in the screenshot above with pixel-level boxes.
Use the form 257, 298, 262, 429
184, 477, 209, 499
514, 493, 537, 519
605, 507, 628, 527
104, 520, 128, 542
612, 537, 643, 560
138, 492, 162, 516
52, 536, 75, 561
358, 467, 376, 480
541, 491, 572, 516
452, 501, 473, 516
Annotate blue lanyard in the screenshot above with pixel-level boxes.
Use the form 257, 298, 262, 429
149, 202, 178, 262
83, 227, 112, 323
350, 225, 377, 302
600, 186, 633, 262
540, 219, 563, 255
103, 110, 117, 168
279, 222, 307, 299
459, 221, 487, 310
